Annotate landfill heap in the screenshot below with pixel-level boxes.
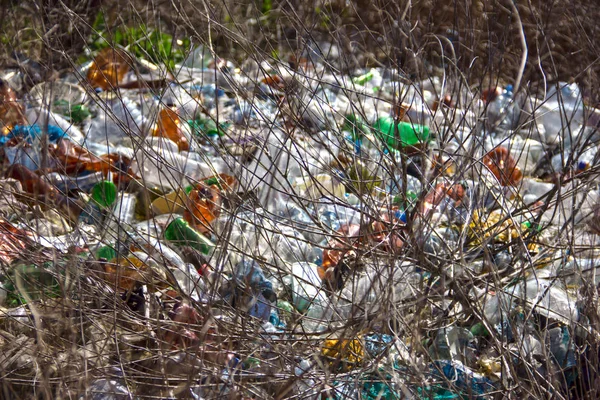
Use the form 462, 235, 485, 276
0, 43, 599, 399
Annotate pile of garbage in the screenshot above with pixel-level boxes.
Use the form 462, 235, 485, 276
0, 41, 599, 399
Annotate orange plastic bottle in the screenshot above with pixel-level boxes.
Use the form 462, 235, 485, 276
49, 139, 106, 175
483, 147, 522, 186
183, 182, 221, 234
371, 209, 404, 252
154, 106, 190, 152
48, 139, 136, 186
87, 48, 130, 91
420, 182, 466, 216
319, 224, 362, 280
0, 80, 25, 135
204, 173, 238, 194
6, 164, 83, 221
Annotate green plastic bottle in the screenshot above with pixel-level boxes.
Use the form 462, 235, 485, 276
164, 217, 215, 255
79, 180, 118, 225
352, 69, 375, 85
372, 116, 430, 148
342, 114, 372, 140
203, 119, 221, 136
96, 245, 117, 261
189, 118, 228, 137
70, 104, 91, 123
91, 180, 118, 208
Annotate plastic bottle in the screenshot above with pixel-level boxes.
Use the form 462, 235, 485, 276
3, 262, 61, 305
504, 136, 545, 176
189, 116, 225, 138
427, 360, 496, 397
292, 173, 346, 201
537, 82, 584, 146
420, 182, 466, 218
153, 105, 190, 152
6, 164, 83, 221
133, 140, 223, 191
43, 171, 105, 193
103, 250, 150, 291
2, 137, 45, 172
29, 81, 88, 120
429, 327, 476, 365
79, 180, 119, 226
319, 224, 361, 281
164, 217, 215, 255
293, 359, 318, 400
486, 84, 521, 132
109, 193, 137, 227
387, 173, 422, 200
372, 116, 431, 149
183, 182, 221, 233
284, 262, 326, 313
520, 178, 555, 205
352, 68, 382, 88
180, 45, 213, 69
547, 325, 577, 385
110, 95, 151, 137
83, 94, 150, 147
226, 260, 276, 321
96, 191, 138, 247
84, 370, 131, 398
25, 106, 84, 144
483, 147, 522, 186
0, 79, 25, 134
150, 186, 190, 215
550, 144, 597, 173
342, 114, 372, 140
272, 225, 321, 267
48, 138, 106, 175
302, 296, 335, 333
83, 112, 128, 148
87, 48, 130, 91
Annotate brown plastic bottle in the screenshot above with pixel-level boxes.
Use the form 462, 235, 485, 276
87, 48, 130, 91
154, 106, 190, 152
48, 139, 136, 186
483, 147, 523, 186
6, 164, 83, 221
0, 80, 25, 134
49, 139, 105, 175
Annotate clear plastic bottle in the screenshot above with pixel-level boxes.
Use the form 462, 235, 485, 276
537, 82, 584, 146
486, 84, 522, 132
42, 171, 105, 193
429, 326, 476, 365
133, 141, 224, 191
101, 192, 137, 244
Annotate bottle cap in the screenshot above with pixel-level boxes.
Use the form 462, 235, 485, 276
91, 180, 117, 208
